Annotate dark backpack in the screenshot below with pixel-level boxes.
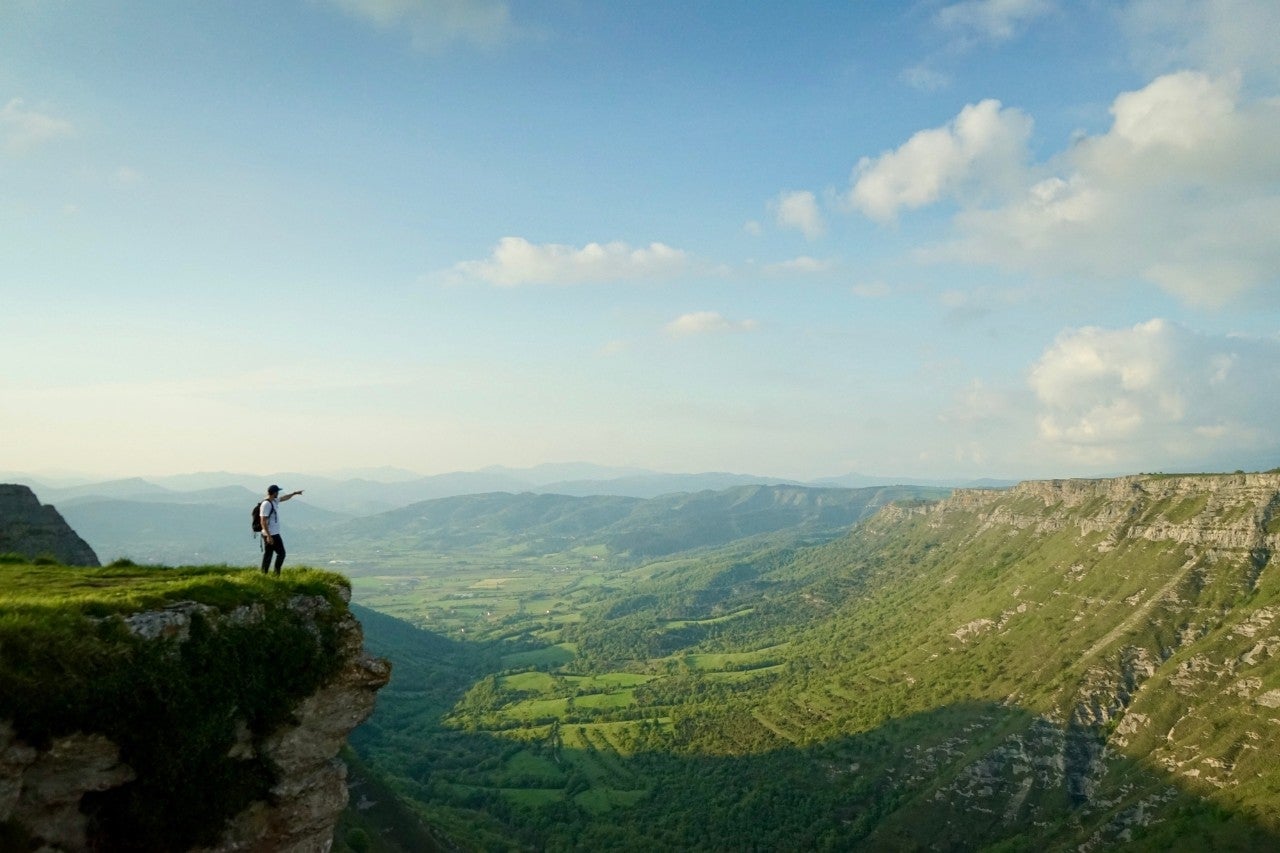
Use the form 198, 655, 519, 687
251, 501, 276, 533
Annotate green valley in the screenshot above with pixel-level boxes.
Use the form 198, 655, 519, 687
347, 474, 1280, 850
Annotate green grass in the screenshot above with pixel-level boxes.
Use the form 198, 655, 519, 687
0, 562, 349, 616
575, 689, 636, 710
659, 608, 755, 631
500, 671, 558, 692
504, 749, 565, 783
500, 643, 577, 669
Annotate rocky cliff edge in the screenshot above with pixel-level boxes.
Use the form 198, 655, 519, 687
0, 581, 390, 852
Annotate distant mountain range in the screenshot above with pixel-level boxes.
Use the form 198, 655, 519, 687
28, 480, 952, 568
0, 464, 1007, 566
6, 464, 1014, 516
311, 483, 952, 564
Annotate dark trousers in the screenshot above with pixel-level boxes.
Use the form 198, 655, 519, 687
261, 534, 286, 574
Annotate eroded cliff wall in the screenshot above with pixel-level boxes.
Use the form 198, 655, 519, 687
857, 472, 1280, 846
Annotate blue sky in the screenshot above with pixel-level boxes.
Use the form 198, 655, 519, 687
3, 0, 1279, 481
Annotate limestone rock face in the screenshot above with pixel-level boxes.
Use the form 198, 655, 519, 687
0, 592, 389, 852
861, 472, 1280, 845
0, 725, 135, 850
201, 598, 392, 853
0, 483, 100, 566
940, 472, 1280, 554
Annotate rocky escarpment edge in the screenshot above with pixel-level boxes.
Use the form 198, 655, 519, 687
0, 588, 391, 852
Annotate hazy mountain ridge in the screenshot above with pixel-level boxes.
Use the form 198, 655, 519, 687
314, 484, 949, 563
14, 464, 1006, 517
34, 474, 949, 568
57, 497, 350, 566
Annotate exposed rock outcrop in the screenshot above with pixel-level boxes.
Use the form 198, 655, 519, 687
0, 726, 135, 850
945, 473, 1280, 555
0, 483, 100, 566
862, 472, 1280, 846
201, 593, 392, 853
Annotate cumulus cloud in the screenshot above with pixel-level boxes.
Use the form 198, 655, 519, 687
1, 98, 73, 154
856, 1, 1280, 309
936, 0, 1055, 43
451, 237, 690, 286
941, 70, 1280, 305
664, 311, 758, 338
1028, 319, 1280, 466
325, 0, 521, 50
770, 190, 825, 239
847, 99, 1033, 221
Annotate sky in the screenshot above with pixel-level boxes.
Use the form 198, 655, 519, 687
2, 0, 1279, 482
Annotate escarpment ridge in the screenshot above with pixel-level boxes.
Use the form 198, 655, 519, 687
889, 471, 1280, 550
837, 471, 1280, 847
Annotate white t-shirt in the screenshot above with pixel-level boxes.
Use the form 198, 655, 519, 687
259, 499, 280, 535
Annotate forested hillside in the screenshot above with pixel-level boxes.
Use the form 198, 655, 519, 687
352, 473, 1280, 850
314, 484, 942, 563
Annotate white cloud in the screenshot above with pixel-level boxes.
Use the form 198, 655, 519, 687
936, 0, 1055, 43
770, 190, 825, 239
764, 256, 835, 275
451, 237, 690, 286
1028, 319, 1280, 466
847, 99, 1033, 221
1, 98, 73, 154
1122, 0, 1280, 85
1110, 69, 1237, 150
664, 311, 758, 338
114, 166, 142, 186
900, 64, 952, 92
852, 280, 891, 298
940, 70, 1280, 305
325, 0, 521, 50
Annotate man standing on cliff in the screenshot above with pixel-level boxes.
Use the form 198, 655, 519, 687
260, 484, 303, 575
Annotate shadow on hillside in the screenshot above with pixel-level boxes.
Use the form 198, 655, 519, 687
350, 609, 1280, 852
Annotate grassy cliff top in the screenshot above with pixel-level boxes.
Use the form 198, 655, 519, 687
0, 559, 350, 616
